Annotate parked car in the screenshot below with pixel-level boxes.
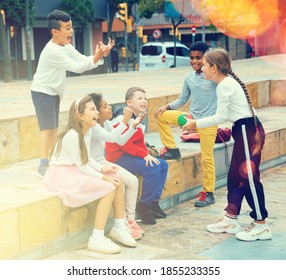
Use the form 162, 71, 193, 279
139, 42, 190, 71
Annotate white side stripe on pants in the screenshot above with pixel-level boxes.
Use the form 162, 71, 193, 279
241, 125, 262, 220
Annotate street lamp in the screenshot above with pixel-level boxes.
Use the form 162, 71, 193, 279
202, 0, 206, 42
25, 0, 32, 80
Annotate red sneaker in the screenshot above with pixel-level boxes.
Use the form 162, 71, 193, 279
125, 220, 142, 240
128, 220, 144, 234
194, 191, 215, 207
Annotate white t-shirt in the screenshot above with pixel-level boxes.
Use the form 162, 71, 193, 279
90, 120, 136, 163
197, 77, 254, 128
31, 40, 103, 98
50, 129, 103, 178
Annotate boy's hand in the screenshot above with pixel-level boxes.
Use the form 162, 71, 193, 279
122, 107, 133, 124
154, 104, 169, 119
143, 154, 160, 167
93, 43, 105, 63
182, 119, 197, 132
133, 112, 146, 128
102, 37, 115, 57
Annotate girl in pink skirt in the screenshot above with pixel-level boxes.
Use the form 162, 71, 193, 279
43, 95, 136, 254
89, 93, 146, 240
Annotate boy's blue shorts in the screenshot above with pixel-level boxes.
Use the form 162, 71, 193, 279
31, 91, 60, 131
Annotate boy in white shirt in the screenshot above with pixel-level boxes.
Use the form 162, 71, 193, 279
31, 9, 114, 178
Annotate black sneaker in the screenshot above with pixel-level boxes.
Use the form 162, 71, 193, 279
160, 147, 181, 160
194, 192, 215, 207
136, 202, 156, 225
151, 201, 167, 219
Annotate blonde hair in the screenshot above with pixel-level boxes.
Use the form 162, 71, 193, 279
125, 87, 146, 101
204, 48, 262, 155
53, 95, 92, 164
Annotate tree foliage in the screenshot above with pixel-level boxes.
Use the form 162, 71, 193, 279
0, 0, 34, 82
60, 0, 95, 29
0, 0, 34, 28
138, 0, 164, 19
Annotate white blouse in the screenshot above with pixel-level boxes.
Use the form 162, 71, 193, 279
90, 119, 136, 163
50, 129, 104, 178
197, 77, 254, 128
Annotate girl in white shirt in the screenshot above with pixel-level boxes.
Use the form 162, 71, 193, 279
43, 96, 136, 254
89, 93, 145, 240
183, 48, 272, 242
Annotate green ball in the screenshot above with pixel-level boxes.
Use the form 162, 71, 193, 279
178, 114, 187, 126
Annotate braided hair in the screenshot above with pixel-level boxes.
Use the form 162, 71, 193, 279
204, 48, 262, 155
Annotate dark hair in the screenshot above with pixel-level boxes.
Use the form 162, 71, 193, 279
204, 48, 262, 155
89, 93, 103, 112
190, 41, 210, 54
125, 87, 146, 101
47, 9, 71, 34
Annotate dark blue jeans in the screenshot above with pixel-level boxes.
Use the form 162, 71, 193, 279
115, 154, 168, 205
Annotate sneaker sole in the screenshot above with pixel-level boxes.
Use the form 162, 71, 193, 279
133, 234, 143, 240
236, 233, 272, 242
194, 200, 215, 207
161, 156, 181, 160
108, 233, 137, 248
36, 173, 44, 179
87, 245, 121, 254
140, 219, 156, 225
207, 225, 241, 234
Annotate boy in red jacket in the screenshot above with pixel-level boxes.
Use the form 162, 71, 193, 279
105, 87, 168, 225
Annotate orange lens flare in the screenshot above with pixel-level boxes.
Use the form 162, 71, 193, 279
205, 0, 279, 40
239, 160, 257, 179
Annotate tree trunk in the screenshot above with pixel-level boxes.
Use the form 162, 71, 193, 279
0, 14, 13, 82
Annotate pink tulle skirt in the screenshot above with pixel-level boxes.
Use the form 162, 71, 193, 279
43, 165, 115, 207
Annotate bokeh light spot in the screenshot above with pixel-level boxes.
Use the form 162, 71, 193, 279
205, 0, 279, 40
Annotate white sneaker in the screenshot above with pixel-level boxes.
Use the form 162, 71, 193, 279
236, 222, 272, 241
207, 217, 241, 234
109, 226, 137, 247
87, 235, 121, 254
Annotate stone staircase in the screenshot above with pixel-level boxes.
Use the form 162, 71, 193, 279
1, 57, 286, 260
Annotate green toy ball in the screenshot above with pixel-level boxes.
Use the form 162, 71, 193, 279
178, 113, 192, 126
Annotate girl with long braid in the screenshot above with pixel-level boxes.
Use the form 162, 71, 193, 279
183, 48, 272, 241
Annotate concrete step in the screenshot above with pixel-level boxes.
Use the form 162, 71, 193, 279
1, 106, 286, 260
1, 57, 286, 166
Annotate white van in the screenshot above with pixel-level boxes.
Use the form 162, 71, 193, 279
139, 42, 190, 71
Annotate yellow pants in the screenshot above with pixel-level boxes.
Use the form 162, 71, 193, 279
157, 110, 217, 193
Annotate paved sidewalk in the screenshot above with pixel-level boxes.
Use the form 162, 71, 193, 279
46, 164, 286, 260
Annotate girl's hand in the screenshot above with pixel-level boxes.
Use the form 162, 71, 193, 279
102, 175, 121, 187
101, 164, 119, 174
143, 154, 160, 167
122, 107, 133, 124
133, 112, 146, 128
154, 104, 169, 119
182, 119, 197, 132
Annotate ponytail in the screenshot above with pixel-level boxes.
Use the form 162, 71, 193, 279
229, 70, 262, 155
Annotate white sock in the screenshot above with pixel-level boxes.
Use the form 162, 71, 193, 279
92, 228, 104, 239
113, 218, 125, 229
254, 221, 268, 227
225, 213, 238, 220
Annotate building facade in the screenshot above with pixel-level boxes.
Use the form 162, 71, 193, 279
0, 0, 108, 81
